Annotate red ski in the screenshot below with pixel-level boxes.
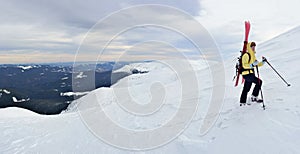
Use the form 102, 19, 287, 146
234, 21, 251, 87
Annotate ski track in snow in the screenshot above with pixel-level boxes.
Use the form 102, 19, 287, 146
1, 27, 300, 153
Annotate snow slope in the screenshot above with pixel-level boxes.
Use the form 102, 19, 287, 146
1, 27, 300, 153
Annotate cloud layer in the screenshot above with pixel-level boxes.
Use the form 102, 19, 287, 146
0, 0, 202, 64
1, 0, 300, 63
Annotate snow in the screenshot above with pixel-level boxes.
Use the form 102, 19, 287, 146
1, 27, 300, 153
75, 72, 87, 79
60, 91, 89, 97
61, 77, 68, 80
113, 62, 153, 74
12, 97, 30, 103
0, 89, 11, 94
17, 65, 33, 70
0, 107, 40, 118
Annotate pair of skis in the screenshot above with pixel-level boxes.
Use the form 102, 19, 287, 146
234, 21, 250, 87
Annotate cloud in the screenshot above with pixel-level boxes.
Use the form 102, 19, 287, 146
74, 6, 219, 63
125, 0, 201, 16
0, 0, 121, 29
0, 0, 202, 64
0, 52, 76, 64
2, 0, 300, 63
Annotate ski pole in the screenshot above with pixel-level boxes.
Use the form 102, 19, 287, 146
256, 66, 266, 110
265, 60, 291, 87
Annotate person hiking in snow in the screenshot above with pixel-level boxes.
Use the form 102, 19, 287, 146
240, 42, 266, 105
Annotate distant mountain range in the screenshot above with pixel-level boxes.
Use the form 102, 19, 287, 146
0, 61, 147, 114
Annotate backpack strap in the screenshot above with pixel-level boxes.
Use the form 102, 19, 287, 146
245, 52, 251, 63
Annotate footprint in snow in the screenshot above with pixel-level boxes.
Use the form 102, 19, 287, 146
285, 108, 290, 111
217, 122, 228, 129
209, 137, 216, 143
294, 111, 300, 117
221, 109, 233, 115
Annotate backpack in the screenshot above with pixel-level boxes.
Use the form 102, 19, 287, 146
239, 52, 252, 73
234, 51, 252, 85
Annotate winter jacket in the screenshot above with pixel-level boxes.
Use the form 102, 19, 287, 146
241, 42, 263, 75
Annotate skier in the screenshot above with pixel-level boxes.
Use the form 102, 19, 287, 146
240, 42, 266, 105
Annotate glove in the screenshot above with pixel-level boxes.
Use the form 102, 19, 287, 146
250, 60, 259, 68
262, 57, 267, 62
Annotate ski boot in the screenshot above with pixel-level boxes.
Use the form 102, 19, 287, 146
251, 95, 263, 103
240, 102, 246, 106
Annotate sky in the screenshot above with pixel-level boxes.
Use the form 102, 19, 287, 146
0, 0, 300, 64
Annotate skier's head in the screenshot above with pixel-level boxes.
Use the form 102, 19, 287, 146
250, 42, 256, 47
250, 42, 256, 51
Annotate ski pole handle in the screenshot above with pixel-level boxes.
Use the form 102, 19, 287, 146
262, 56, 267, 62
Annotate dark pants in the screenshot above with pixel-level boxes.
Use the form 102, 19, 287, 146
240, 73, 262, 103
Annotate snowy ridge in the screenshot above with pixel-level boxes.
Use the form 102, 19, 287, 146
0, 107, 41, 118
113, 62, 153, 74
113, 59, 209, 75
1, 26, 300, 153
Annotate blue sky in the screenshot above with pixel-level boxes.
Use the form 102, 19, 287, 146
0, 0, 299, 64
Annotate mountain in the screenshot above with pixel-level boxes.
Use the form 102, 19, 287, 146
0, 62, 130, 114
0, 26, 300, 153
